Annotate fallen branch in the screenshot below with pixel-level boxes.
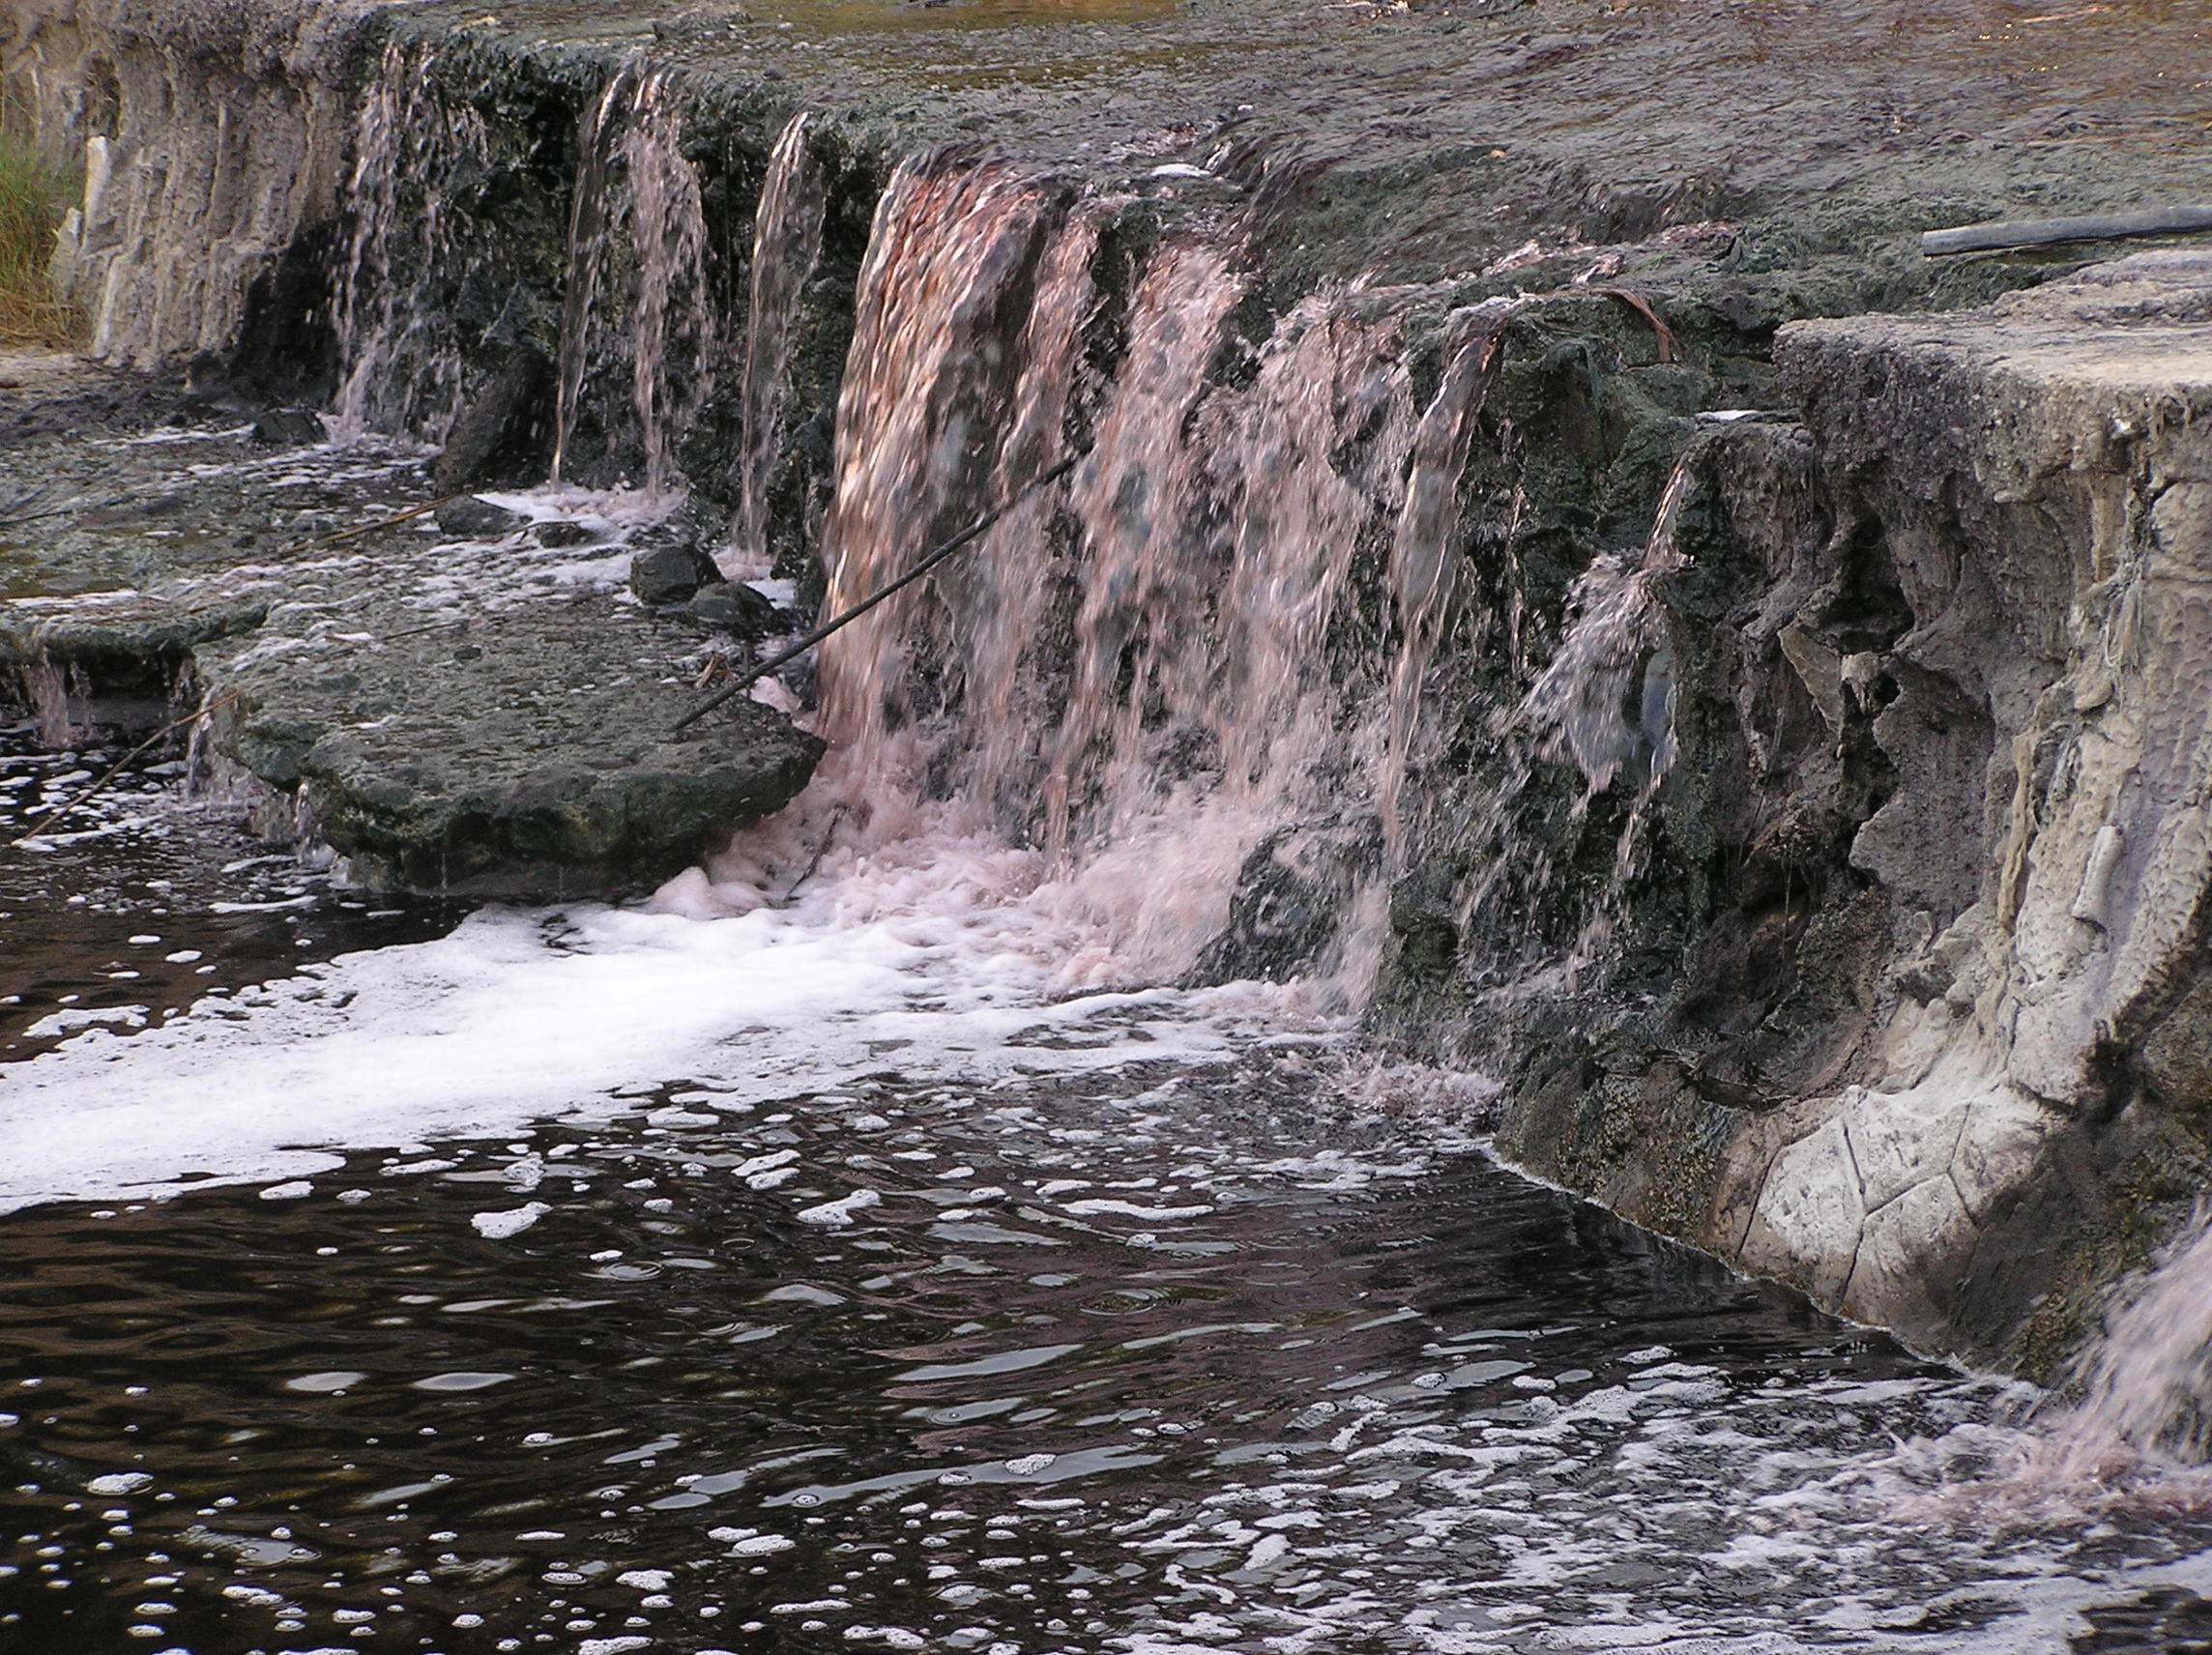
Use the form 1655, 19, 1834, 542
1923, 204, 2212, 258
5, 689, 242, 851
776, 805, 848, 907
378, 617, 473, 644
293, 493, 466, 552
671, 453, 1079, 736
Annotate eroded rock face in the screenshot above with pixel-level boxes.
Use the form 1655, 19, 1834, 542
1441, 254, 2212, 1364
0, 0, 386, 371
7, 0, 2212, 1365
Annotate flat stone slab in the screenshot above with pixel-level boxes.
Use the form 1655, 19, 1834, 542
0, 379, 822, 897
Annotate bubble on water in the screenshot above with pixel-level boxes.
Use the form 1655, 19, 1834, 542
286, 1372, 366, 1395
472, 1202, 550, 1239
730, 1534, 796, 1556
799, 1189, 881, 1227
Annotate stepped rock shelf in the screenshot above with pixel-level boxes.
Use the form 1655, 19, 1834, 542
4, 0, 2212, 1368
0, 408, 821, 897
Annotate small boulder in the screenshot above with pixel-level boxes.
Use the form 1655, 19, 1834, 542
252, 407, 326, 447
688, 580, 780, 637
534, 520, 596, 548
433, 352, 555, 492
630, 544, 721, 608
435, 496, 527, 538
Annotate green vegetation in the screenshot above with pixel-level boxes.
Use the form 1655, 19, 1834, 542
0, 125, 82, 348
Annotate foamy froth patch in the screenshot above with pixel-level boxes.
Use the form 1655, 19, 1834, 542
665, 740, 1343, 1001
0, 757, 1332, 1215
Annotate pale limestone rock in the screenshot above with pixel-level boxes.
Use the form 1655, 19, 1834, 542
1739, 1116, 1863, 1304
1846, 1175, 1975, 1331
1841, 1083, 1969, 1214
1950, 1089, 2052, 1224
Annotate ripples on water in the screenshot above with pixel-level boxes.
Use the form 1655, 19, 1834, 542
8, 1038, 2212, 1653
0, 722, 464, 1064
9, 615, 2212, 1654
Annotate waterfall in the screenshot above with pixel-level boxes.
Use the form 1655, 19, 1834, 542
2036, 1212, 2212, 1478
736, 112, 828, 565
314, 57, 1704, 1003
1380, 302, 1512, 855
550, 65, 716, 498
816, 157, 1059, 777
623, 72, 718, 502
548, 65, 636, 484
330, 41, 488, 442
795, 154, 1485, 990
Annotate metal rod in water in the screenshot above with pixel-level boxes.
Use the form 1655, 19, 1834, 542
671, 454, 1078, 736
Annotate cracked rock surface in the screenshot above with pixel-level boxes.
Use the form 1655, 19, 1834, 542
0, 381, 821, 897
1470, 254, 2212, 1363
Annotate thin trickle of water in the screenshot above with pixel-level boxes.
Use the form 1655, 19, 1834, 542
623, 72, 717, 502
546, 64, 716, 498
736, 112, 827, 564
331, 42, 487, 442
1395, 445, 1693, 992
1380, 301, 1513, 856
23, 657, 78, 750
549, 64, 640, 485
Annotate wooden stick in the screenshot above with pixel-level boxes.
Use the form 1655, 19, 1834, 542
1922, 204, 2212, 258
5, 689, 242, 851
670, 454, 1077, 736
295, 493, 466, 551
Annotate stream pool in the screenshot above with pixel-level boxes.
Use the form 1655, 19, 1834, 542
7, 735, 2212, 1655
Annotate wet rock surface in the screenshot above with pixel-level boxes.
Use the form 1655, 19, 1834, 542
3, 0, 2211, 1367
0, 392, 822, 898
1382, 253, 2212, 1366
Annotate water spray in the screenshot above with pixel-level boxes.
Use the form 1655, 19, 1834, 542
670, 453, 1079, 736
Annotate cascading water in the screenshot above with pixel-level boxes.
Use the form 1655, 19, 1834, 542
1381, 301, 1512, 854
550, 64, 717, 499
736, 111, 828, 565
548, 65, 636, 484
330, 41, 490, 442
14, 41, 2212, 1653
2036, 1212, 2212, 1481
622, 72, 718, 502
787, 153, 1523, 995
1435, 450, 1691, 986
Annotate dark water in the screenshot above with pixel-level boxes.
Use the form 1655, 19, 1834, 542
0, 722, 464, 1062
6, 1038, 2212, 1655
7, 719, 2212, 1655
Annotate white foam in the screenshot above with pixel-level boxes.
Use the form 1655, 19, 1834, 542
798, 1187, 882, 1227
472, 1202, 550, 1239
0, 815, 1316, 1215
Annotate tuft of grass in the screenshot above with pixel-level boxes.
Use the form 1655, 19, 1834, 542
0, 126, 84, 349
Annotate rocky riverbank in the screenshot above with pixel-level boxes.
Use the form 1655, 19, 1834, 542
0, 366, 820, 895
